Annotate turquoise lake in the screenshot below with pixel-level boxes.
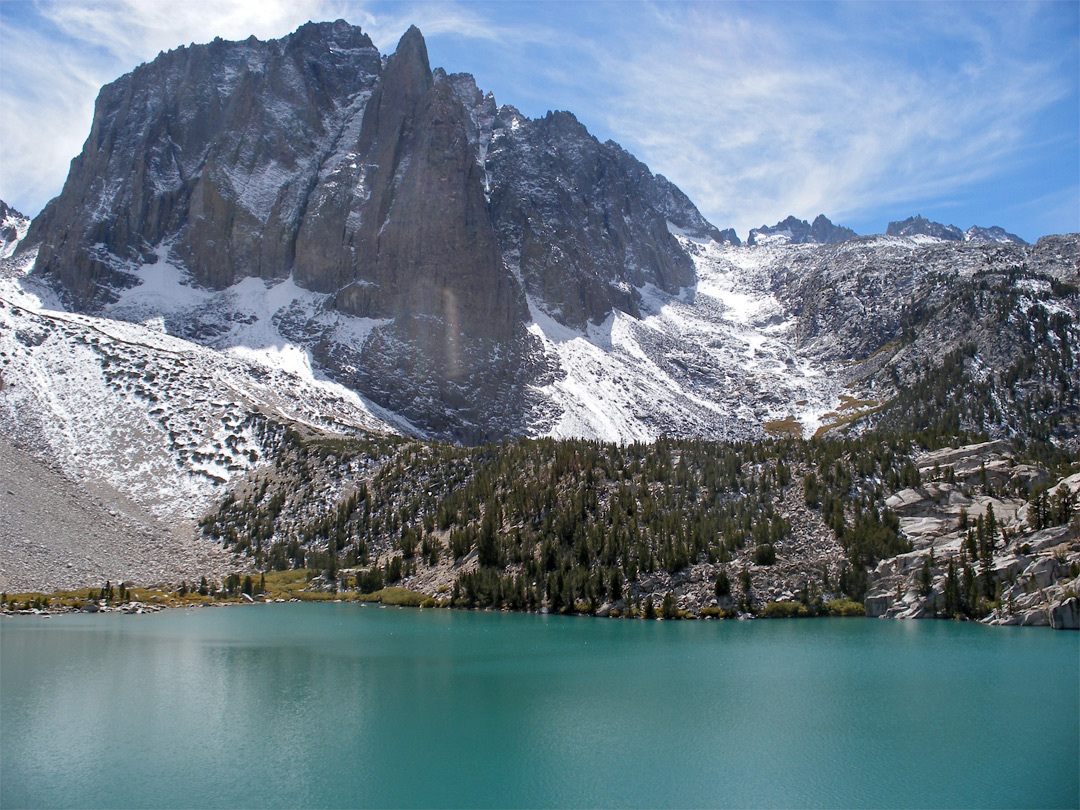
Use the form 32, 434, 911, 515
1, 605, 1077, 809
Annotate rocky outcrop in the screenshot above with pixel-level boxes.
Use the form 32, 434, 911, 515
482, 107, 699, 328
1049, 596, 1079, 630
293, 28, 521, 342
864, 442, 1080, 629
0, 200, 29, 261
747, 214, 856, 246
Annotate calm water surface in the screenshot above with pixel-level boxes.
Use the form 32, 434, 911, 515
2, 605, 1077, 809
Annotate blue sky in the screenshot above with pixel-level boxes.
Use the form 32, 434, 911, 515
1, 0, 1076, 241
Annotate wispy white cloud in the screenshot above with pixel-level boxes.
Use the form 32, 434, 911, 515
574, 3, 1075, 237
0, 0, 1074, 241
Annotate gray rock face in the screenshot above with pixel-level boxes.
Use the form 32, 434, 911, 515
293, 27, 519, 344
747, 214, 856, 246
286, 26, 528, 436
886, 215, 963, 241
20, 21, 726, 440
1049, 597, 1079, 630
28, 21, 384, 302
482, 107, 699, 328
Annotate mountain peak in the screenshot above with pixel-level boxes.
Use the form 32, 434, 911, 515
886, 215, 963, 241
18, 19, 729, 439
964, 224, 1027, 245
396, 25, 430, 66
290, 19, 374, 51
747, 214, 856, 246
372, 24, 431, 105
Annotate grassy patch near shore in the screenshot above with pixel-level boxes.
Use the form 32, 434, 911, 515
1, 572, 434, 613
700, 606, 738, 619
758, 599, 868, 618
377, 587, 429, 607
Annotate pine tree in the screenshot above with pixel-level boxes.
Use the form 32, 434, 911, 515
739, 569, 753, 602
918, 551, 933, 597
1052, 484, 1076, 526
943, 558, 961, 618
661, 592, 678, 620
715, 569, 731, 599
609, 569, 623, 601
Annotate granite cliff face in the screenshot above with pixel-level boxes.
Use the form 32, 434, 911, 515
481, 106, 705, 327
20, 22, 723, 439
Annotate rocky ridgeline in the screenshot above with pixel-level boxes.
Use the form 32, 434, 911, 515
865, 441, 1079, 628
886, 215, 1026, 244
761, 233, 1080, 451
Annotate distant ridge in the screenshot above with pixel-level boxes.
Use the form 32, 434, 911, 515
747, 214, 856, 246
887, 215, 1026, 244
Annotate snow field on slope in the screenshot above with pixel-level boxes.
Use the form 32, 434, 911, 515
103, 243, 403, 430
0, 262, 396, 532
527, 236, 851, 442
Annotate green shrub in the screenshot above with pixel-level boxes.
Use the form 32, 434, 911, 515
824, 598, 866, 617
762, 601, 810, 618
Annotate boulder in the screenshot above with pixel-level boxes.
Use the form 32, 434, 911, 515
1048, 597, 1079, 630
865, 593, 892, 618
1019, 609, 1050, 627
885, 488, 926, 513
1027, 556, 1063, 589
1024, 526, 1070, 554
